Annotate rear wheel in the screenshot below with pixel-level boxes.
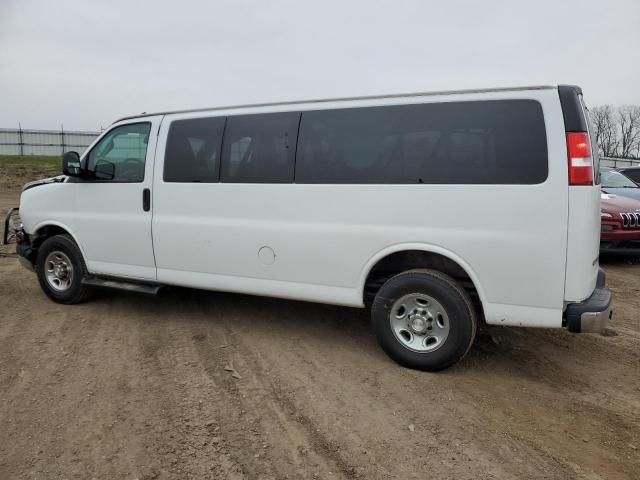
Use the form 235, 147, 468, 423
371, 269, 476, 371
36, 234, 92, 304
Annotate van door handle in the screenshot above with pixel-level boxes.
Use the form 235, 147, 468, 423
142, 188, 151, 212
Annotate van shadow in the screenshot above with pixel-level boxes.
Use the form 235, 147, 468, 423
599, 254, 640, 266
90, 285, 581, 376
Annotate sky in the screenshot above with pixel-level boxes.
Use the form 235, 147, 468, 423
1, 0, 639, 131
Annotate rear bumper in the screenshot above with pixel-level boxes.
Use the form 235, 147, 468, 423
600, 240, 640, 256
564, 269, 612, 333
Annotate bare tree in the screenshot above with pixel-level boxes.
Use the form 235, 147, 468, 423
591, 105, 619, 157
618, 106, 640, 158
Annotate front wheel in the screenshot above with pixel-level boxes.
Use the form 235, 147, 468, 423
371, 269, 476, 371
36, 234, 92, 304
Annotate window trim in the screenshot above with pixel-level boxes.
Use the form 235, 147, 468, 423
81, 121, 152, 184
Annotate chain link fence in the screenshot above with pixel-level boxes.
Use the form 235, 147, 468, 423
0, 126, 100, 156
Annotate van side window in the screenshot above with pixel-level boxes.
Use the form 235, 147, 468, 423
295, 100, 547, 184
86, 122, 151, 182
164, 117, 226, 182
220, 112, 300, 183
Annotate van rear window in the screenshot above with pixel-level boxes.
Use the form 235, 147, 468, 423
295, 100, 548, 184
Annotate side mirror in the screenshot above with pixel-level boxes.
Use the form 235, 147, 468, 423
94, 161, 115, 180
62, 151, 82, 177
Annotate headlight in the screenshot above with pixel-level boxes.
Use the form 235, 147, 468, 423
601, 211, 613, 218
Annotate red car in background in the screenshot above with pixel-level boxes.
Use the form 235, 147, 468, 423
600, 193, 640, 256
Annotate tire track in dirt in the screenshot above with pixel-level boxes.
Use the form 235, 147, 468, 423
187, 291, 360, 479
193, 293, 573, 479
117, 291, 246, 479
194, 290, 637, 479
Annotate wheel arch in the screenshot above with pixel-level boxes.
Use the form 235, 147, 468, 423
359, 243, 486, 309
31, 221, 88, 264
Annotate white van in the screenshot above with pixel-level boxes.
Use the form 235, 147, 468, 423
3, 85, 612, 371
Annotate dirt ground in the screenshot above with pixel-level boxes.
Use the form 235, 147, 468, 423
0, 182, 639, 480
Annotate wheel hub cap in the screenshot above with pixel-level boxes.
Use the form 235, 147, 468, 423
389, 293, 450, 353
44, 251, 74, 292
409, 315, 428, 334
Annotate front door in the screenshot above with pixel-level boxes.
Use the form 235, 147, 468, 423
70, 117, 161, 280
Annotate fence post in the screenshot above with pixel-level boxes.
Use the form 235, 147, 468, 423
61, 124, 65, 155
18, 122, 24, 156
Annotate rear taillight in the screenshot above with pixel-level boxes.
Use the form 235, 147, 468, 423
567, 132, 593, 185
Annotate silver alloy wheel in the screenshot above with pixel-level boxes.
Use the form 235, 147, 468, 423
44, 251, 74, 292
389, 293, 450, 353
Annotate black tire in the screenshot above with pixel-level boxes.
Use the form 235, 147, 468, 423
371, 269, 476, 371
36, 234, 92, 304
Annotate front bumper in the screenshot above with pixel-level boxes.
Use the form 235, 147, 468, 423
2, 207, 35, 271
600, 228, 640, 255
2, 207, 20, 245
564, 269, 612, 333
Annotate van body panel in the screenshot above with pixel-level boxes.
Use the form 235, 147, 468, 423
564, 187, 601, 301
357, 242, 488, 305
20, 182, 78, 245
71, 175, 158, 281
152, 183, 568, 324
151, 88, 569, 326
156, 267, 359, 306
70, 116, 162, 280
561, 89, 601, 302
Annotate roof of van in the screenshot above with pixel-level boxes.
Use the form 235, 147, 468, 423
114, 85, 558, 123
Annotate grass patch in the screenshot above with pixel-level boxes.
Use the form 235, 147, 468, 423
0, 155, 62, 190
0, 155, 61, 169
